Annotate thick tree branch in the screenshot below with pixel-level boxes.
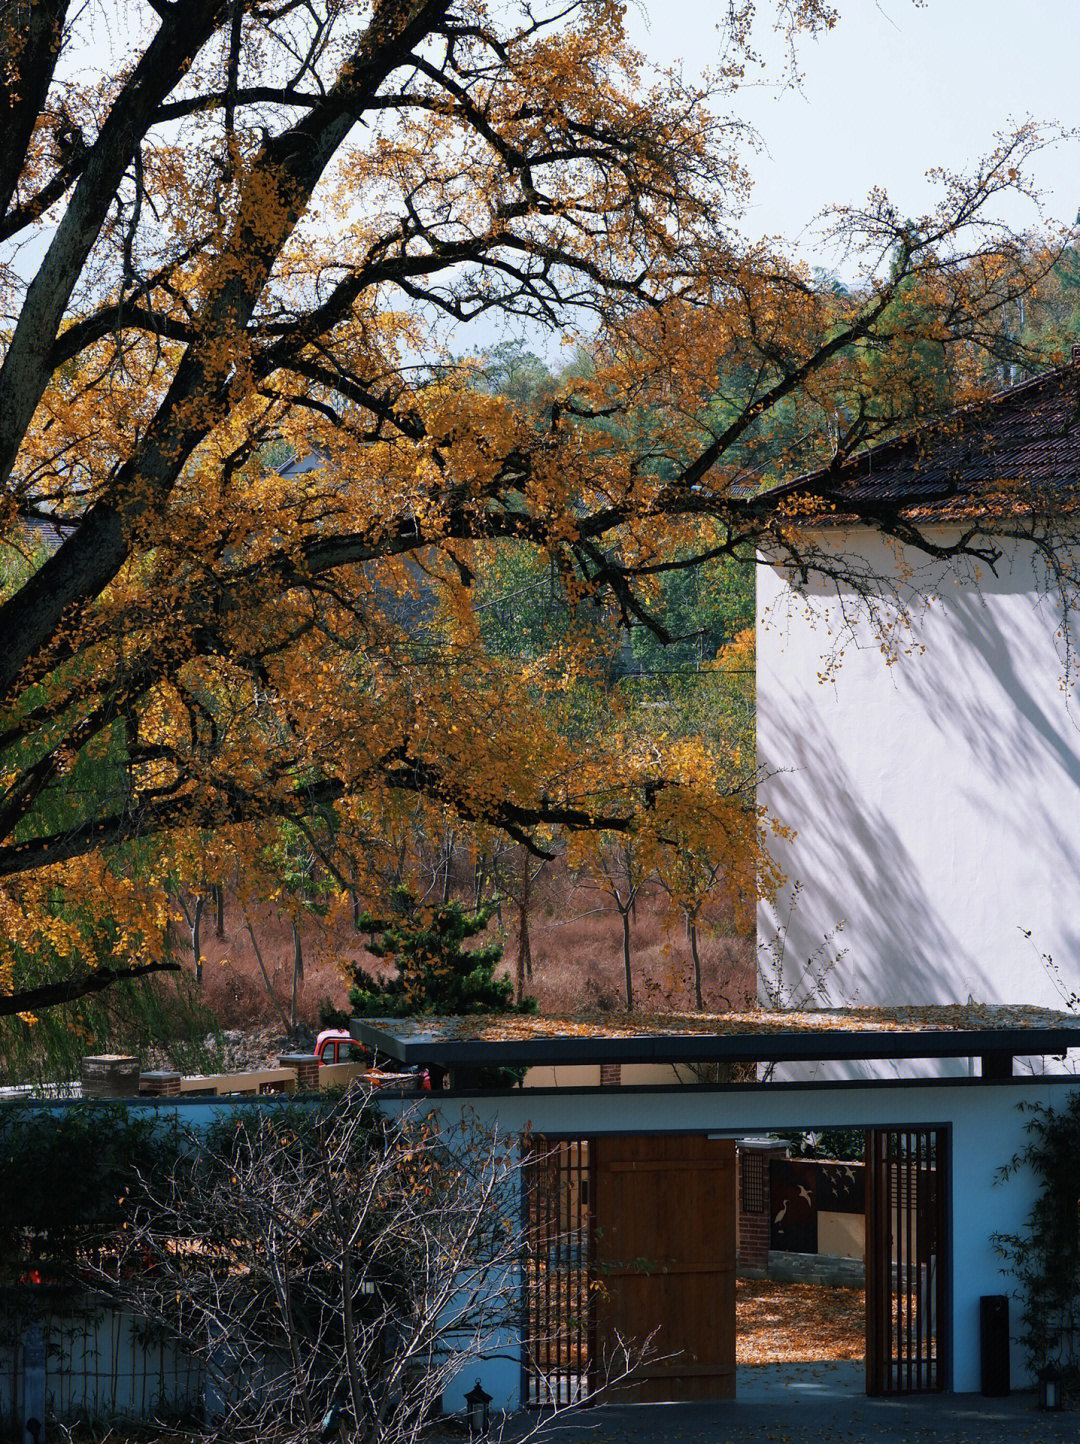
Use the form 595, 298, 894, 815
0, 960, 181, 1017
0, 0, 68, 227
0, 0, 231, 490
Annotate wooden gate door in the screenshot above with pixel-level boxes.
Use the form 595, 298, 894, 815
865, 1126, 949, 1396
593, 1135, 736, 1402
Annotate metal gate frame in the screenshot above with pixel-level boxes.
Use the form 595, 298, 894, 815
865, 1124, 951, 1395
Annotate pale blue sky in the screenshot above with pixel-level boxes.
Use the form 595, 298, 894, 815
625, 0, 1080, 248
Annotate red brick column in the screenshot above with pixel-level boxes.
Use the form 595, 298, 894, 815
736, 1138, 789, 1276
139, 1070, 181, 1097
599, 1063, 621, 1087
281, 1053, 320, 1091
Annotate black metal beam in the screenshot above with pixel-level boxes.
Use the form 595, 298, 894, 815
980, 1051, 1015, 1081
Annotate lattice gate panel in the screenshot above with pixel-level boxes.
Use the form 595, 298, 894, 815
866, 1126, 949, 1395
523, 1137, 594, 1407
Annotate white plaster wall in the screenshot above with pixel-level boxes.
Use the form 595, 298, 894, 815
383, 1077, 1077, 1397
757, 529, 1080, 1058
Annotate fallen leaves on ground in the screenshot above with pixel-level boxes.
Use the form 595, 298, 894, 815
736, 1279, 865, 1364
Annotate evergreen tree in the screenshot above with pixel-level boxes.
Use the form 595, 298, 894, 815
350, 888, 537, 1019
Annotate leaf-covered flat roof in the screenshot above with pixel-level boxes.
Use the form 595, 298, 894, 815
351, 1003, 1080, 1071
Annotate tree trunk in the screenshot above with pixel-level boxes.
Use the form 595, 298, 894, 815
621, 906, 633, 1011
516, 893, 533, 1004
292, 917, 304, 983
213, 882, 225, 939
473, 852, 487, 909
518, 846, 535, 993
516, 903, 531, 1003
291, 923, 301, 1035
689, 915, 704, 1012
441, 830, 456, 904
290, 918, 304, 1035
191, 892, 204, 985
243, 913, 291, 1034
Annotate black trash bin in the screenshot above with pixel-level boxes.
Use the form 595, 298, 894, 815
980, 1294, 1010, 1396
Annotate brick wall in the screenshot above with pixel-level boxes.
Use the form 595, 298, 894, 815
280, 1052, 320, 1091
736, 1140, 789, 1275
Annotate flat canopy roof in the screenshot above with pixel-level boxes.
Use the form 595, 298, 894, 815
351, 1004, 1080, 1070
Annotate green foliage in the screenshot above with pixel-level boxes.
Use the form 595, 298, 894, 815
0, 1103, 179, 1298
775, 1127, 864, 1162
350, 886, 535, 1019
318, 996, 353, 1030
627, 554, 754, 677
0, 970, 222, 1090
994, 1090, 1080, 1383
474, 542, 581, 662
350, 888, 535, 1086
472, 340, 556, 411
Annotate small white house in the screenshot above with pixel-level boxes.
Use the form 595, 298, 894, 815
358, 1008, 1080, 1407
756, 353, 1080, 1070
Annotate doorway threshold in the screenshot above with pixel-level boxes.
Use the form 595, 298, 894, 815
737, 1361, 864, 1402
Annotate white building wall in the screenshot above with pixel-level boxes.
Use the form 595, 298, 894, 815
757, 529, 1080, 1045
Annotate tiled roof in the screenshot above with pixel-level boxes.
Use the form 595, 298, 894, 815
763, 351, 1080, 521
4, 516, 76, 553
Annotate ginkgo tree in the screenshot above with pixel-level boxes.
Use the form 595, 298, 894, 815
0, 0, 1072, 1018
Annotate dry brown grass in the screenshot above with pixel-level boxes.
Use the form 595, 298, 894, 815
175, 866, 755, 1030
178, 896, 375, 1030
515, 867, 754, 1015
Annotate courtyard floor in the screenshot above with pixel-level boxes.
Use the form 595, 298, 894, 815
736, 1278, 864, 1363
536, 1365, 1075, 1444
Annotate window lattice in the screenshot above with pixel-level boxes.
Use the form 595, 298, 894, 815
740, 1150, 767, 1214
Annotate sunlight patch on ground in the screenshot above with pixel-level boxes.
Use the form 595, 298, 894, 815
736, 1279, 865, 1364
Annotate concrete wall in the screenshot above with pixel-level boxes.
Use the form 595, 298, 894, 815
381, 1075, 1080, 1400
818, 1211, 864, 1260
0, 1306, 201, 1429
521, 1063, 699, 1088
757, 529, 1080, 1077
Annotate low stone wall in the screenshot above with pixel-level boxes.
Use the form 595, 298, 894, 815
767, 1249, 865, 1288
134, 1059, 373, 1098
174, 1065, 302, 1096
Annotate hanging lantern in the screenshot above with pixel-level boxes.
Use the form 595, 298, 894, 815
1038, 1363, 1064, 1412
464, 1379, 491, 1439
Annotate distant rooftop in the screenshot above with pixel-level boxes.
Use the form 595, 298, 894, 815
352, 1003, 1080, 1075
761, 351, 1080, 523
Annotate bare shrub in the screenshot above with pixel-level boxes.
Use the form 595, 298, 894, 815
108, 1092, 642, 1442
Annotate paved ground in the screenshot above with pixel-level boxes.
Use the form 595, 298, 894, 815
523, 1364, 1077, 1444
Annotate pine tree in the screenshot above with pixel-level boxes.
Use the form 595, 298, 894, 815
349, 888, 537, 1019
